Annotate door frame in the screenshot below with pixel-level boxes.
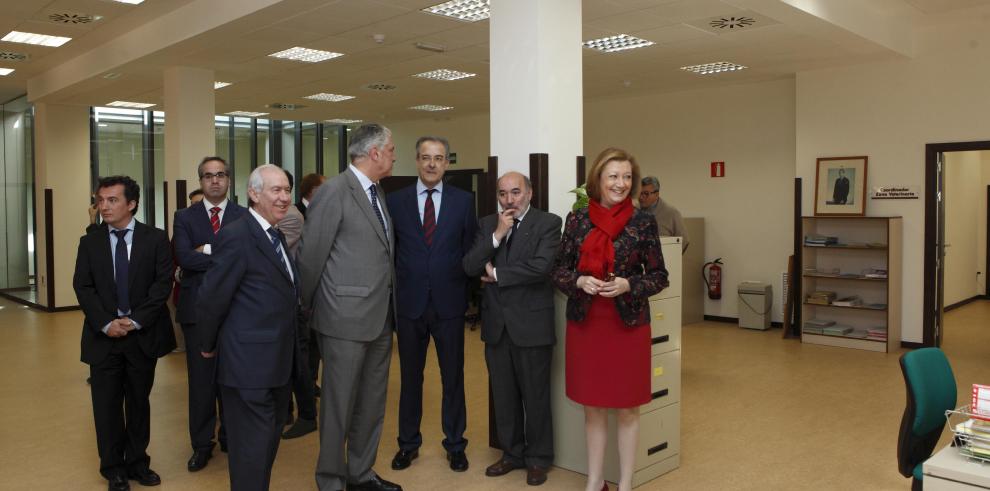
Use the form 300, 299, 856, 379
923, 140, 990, 347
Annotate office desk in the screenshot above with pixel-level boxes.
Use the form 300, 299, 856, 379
924, 445, 990, 489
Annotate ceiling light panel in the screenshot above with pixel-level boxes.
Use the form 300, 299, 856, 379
107, 0, 144, 4
409, 104, 453, 112
268, 47, 343, 63
226, 111, 269, 117
680, 61, 747, 75
2, 31, 72, 47
413, 69, 476, 81
214, 81, 231, 89
303, 93, 355, 102
422, 0, 491, 22
325, 118, 362, 124
0, 68, 14, 76
107, 101, 155, 108
583, 34, 655, 53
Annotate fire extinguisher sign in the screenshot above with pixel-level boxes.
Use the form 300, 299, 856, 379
710, 161, 725, 178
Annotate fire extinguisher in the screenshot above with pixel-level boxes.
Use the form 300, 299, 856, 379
703, 258, 723, 300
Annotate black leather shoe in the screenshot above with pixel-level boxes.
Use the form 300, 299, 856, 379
282, 418, 317, 439
108, 475, 130, 491
128, 468, 161, 486
390, 449, 418, 470
220, 441, 228, 453
187, 449, 212, 472
526, 466, 549, 486
447, 451, 469, 472
485, 457, 525, 477
347, 474, 402, 491
314, 385, 321, 397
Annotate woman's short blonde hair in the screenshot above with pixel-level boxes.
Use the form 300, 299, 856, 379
585, 147, 641, 203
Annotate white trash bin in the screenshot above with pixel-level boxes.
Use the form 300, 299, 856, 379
738, 281, 772, 330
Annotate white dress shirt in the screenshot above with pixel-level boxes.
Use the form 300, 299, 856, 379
416, 179, 443, 224
349, 164, 389, 233
490, 205, 531, 281
201, 197, 228, 256
250, 207, 294, 283
103, 217, 142, 333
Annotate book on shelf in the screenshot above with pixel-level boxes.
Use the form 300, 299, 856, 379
822, 325, 854, 336
832, 296, 862, 307
807, 291, 837, 305
802, 325, 824, 335
804, 235, 838, 246
847, 329, 869, 339
864, 303, 887, 310
864, 267, 888, 279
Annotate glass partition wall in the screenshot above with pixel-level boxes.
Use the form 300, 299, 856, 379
0, 96, 35, 302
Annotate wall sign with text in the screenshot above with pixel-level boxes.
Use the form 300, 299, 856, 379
871, 185, 919, 199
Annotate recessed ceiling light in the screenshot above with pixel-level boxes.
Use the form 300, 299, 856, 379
214, 81, 231, 89
409, 104, 453, 112
268, 47, 343, 63
680, 61, 747, 75
226, 111, 269, 117
303, 93, 355, 102
422, 0, 490, 22
107, 101, 155, 108
325, 118, 362, 124
0, 68, 14, 76
2, 31, 72, 47
583, 34, 655, 53
413, 69, 476, 81
107, 0, 144, 4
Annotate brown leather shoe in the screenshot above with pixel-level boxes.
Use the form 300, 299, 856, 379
526, 466, 548, 486
485, 458, 525, 477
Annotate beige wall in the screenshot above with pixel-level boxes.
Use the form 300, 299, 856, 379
943, 151, 983, 306
383, 78, 797, 322
34, 103, 91, 308
981, 153, 990, 296
584, 79, 796, 322
796, 18, 990, 342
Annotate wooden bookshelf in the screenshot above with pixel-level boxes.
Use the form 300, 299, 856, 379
801, 216, 902, 353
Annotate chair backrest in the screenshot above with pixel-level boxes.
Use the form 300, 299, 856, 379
897, 347, 957, 478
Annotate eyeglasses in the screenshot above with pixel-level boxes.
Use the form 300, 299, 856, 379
200, 172, 229, 180
418, 155, 447, 163
639, 190, 658, 197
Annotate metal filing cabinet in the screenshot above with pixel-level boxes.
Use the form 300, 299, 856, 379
552, 237, 682, 487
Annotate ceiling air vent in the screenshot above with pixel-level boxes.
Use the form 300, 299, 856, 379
48, 12, 103, 24
688, 10, 779, 34
267, 103, 305, 110
364, 83, 397, 92
0, 52, 29, 61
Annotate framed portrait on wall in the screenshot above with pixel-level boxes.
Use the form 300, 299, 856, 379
814, 156, 868, 216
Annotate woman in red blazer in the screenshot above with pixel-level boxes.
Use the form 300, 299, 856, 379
551, 147, 668, 491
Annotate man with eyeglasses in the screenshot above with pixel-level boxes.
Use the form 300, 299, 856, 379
172, 156, 247, 472
639, 176, 689, 252
386, 136, 477, 474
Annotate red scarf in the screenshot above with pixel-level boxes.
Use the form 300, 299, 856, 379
578, 197, 634, 279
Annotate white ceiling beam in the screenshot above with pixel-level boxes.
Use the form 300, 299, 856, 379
26, 0, 285, 102
729, 0, 916, 58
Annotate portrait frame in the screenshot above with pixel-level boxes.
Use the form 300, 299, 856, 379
814, 156, 868, 216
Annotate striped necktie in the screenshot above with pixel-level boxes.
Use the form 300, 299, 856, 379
210, 206, 221, 234
423, 189, 437, 246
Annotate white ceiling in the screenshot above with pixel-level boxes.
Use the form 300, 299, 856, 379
1, 0, 989, 122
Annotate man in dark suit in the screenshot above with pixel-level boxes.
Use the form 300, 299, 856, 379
172, 156, 247, 471
386, 136, 477, 472
74, 175, 176, 491
298, 123, 402, 491
463, 171, 562, 487
196, 164, 298, 491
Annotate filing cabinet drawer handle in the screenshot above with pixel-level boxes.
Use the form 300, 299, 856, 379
647, 442, 668, 456
651, 389, 669, 400
651, 335, 670, 345
655, 312, 664, 319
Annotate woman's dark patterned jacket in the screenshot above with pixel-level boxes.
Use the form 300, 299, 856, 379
550, 207, 669, 326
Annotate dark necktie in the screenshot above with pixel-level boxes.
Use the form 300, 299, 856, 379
113, 229, 130, 314
267, 228, 291, 277
369, 184, 388, 239
423, 189, 437, 246
505, 219, 521, 252
210, 206, 221, 234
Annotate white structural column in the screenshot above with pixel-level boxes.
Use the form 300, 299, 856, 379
33, 103, 91, 308
489, 0, 583, 217
163, 66, 215, 232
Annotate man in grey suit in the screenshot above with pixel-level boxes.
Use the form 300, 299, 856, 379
297, 123, 402, 491
463, 171, 562, 486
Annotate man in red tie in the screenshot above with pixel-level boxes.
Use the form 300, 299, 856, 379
172, 156, 247, 472
386, 137, 478, 473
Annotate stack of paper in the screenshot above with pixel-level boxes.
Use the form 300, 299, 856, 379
833, 296, 862, 307
955, 419, 990, 459
803, 318, 835, 335
805, 235, 839, 246
807, 291, 837, 305
866, 327, 888, 341
822, 324, 854, 336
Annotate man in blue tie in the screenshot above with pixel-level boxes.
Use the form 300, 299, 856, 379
197, 165, 299, 491
387, 136, 477, 472
74, 176, 176, 491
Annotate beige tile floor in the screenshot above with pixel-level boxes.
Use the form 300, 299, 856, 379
0, 296, 987, 490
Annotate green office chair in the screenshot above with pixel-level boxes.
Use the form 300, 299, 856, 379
897, 347, 957, 491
